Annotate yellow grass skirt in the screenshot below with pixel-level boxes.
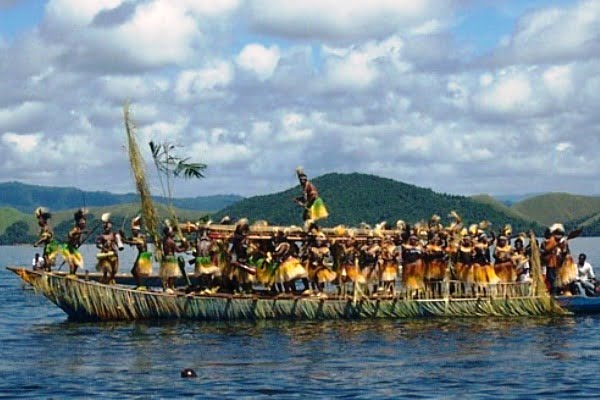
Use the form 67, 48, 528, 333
136, 252, 153, 276
61, 245, 84, 269
494, 261, 516, 283
555, 257, 577, 287
341, 264, 366, 284
380, 262, 399, 282
278, 257, 308, 283
194, 256, 221, 277
309, 197, 329, 221
402, 260, 425, 290
425, 259, 446, 281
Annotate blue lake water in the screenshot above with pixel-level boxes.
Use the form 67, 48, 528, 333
1, 238, 599, 399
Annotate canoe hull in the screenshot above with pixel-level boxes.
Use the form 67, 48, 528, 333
9, 268, 568, 322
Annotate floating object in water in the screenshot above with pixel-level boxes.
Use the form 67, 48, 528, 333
181, 368, 197, 378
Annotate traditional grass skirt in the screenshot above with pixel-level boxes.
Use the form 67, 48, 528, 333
194, 256, 221, 277
309, 197, 329, 221
425, 259, 446, 281
160, 255, 182, 279
380, 262, 399, 282
494, 261, 516, 283
61, 244, 84, 268
402, 260, 425, 290
341, 263, 366, 284
136, 252, 153, 276
96, 252, 118, 275
555, 257, 577, 287
44, 239, 60, 264
276, 257, 307, 283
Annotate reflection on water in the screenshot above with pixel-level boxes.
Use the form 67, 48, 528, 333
3, 242, 600, 398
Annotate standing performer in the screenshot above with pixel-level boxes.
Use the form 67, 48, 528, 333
95, 213, 122, 284
123, 215, 152, 290
62, 208, 87, 275
193, 225, 222, 291
293, 167, 328, 225
33, 207, 59, 270
160, 225, 189, 293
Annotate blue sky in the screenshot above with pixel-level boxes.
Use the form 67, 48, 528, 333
0, 0, 598, 197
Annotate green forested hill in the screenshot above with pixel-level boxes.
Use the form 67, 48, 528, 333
0, 181, 242, 213
511, 193, 600, 226
470, 194, 535, 222
0, 207, 30, 233
214, 173, 542, 233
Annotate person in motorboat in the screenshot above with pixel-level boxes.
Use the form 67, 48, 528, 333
31, 253, 45, 271
574, 253, 597, 297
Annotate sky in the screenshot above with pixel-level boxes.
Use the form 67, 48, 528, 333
0, 0, 598, 198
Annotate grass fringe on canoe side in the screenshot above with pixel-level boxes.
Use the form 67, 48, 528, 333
27, 271, 567, 322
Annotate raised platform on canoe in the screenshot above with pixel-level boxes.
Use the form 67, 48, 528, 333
8, 267, 571, 322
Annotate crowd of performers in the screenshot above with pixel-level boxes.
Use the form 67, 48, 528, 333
30, 168, 594, 298
31, 205, 594, 298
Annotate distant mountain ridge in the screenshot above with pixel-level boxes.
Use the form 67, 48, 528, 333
0, 181, 243, 213
214, 173, 542, 233
510, 193, 600, 227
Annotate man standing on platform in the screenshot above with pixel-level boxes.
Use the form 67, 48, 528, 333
293, 167, 329, 225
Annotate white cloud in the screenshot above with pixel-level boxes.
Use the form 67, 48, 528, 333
474, 71, 533, 116
494, 0, 600, 64
249, 0, 455, 40
1, 132, 41, 153
236, 44, 280, 80
175, 61, 234, 102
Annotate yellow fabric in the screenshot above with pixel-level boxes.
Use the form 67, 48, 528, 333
308, 197, 329, 221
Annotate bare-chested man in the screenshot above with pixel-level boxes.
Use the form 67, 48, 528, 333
62, 208, 87, 275
95, 213, 122, 284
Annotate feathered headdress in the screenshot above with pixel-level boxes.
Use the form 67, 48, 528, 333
219, 216, 231, 225
101, 213, 112, 223
131, 215, 142, 230
549, 223, 564, 235
34, 207, 52, 220
296, 166, 307, 178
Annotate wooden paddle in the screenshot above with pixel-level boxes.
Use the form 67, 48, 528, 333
177, 255, 192, 287
567, 228, 583, 240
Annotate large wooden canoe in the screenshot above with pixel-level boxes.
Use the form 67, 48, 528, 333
8, 267, 569, 322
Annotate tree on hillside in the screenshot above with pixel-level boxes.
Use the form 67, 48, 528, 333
0, 221, 37, 245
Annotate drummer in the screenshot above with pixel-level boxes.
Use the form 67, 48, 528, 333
95, 213, 123, 284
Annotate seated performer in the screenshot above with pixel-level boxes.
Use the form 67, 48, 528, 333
293, 167, 328, 225
123, 215, 152, 290
306, 232, 336, 297
33, 207, 59, 270
62, 208, 87, 275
